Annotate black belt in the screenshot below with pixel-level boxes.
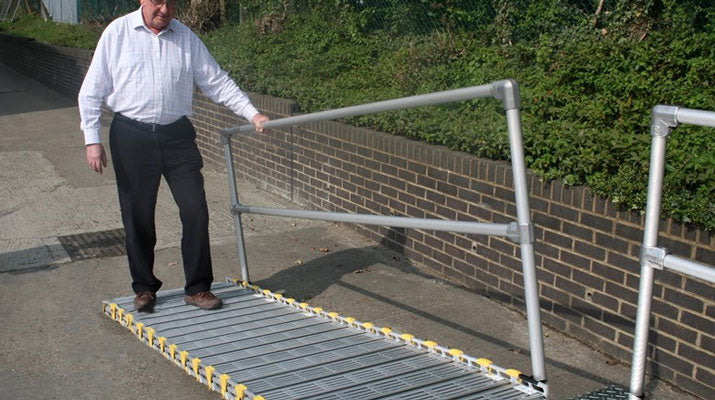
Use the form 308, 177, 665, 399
114, 113, 185, 133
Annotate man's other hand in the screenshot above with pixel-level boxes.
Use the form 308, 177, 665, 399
86, 143, 108, 174
252, 114, 270, 132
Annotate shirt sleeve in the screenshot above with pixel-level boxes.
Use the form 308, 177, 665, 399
78, 30, 113, 145
191, 34, 259, 123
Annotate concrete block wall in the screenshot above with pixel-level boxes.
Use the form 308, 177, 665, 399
2, 35, 712, 398
0, 35, 91, 98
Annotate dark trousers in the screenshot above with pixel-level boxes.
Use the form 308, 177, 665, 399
109, 114, 213, 295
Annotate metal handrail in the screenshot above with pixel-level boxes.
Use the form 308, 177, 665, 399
234, 205, 519, 238
219, 80, 548, 388
222, 84, 495, 137
628, 106, 715, 400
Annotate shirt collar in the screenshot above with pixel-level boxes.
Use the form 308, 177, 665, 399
131, 6, 176, 34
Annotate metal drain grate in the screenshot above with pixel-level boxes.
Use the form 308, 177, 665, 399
58, 228, 126, 261
569, 385, 629, 400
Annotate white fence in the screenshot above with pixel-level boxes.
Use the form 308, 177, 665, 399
43, 0, 78, 24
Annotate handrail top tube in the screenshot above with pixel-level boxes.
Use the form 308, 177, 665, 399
651, 105, 715, 134
222, 80, 519, 138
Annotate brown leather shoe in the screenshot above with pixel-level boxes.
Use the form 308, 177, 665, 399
133, 291, 156, 312
185, 291, 223, 310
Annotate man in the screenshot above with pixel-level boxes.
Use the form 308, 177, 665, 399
78, 0, 269, 312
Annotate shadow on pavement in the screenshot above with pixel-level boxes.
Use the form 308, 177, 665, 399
0, 63, 76, 116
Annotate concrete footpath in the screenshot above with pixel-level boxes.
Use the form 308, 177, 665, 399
0, 62, 696, 399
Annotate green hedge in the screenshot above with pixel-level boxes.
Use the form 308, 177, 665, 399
203, 0, 714, 230
2, 2, 712, 229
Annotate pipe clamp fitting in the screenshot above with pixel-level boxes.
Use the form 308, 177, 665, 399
651, 105, 679, 137
491, 80, 520, 110
220, 129, 233, 145
639, 245, 668, 270
507, 222, 534, 244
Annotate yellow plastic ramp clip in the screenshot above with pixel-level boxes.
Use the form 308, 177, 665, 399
448, 348, 464, 361
505, 368, 522, 383
146, 327, 156, 347
204, 365, 215, 389
158, 337, 167, 354
169, 344, 177, 361
192, 357, 202, 381
125, 313, 134, 331
401, 333, 415, 344
180, 351, 189, 371
235, 383, 247, 399
219, 374, 230, 398
423, 340, 438, 350
136, 322, 145, 340
477, 358, 493, 373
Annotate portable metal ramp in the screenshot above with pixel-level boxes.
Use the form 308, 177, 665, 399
103, 279, 547, 400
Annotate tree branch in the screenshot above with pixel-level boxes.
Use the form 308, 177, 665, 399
592, 0, 605, 27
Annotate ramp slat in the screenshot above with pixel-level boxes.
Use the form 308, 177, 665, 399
228, 339, 401, 381
380, 374, 507, 400
245, 348, 424, 392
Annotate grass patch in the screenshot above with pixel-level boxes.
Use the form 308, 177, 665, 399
0, 13, 100, 49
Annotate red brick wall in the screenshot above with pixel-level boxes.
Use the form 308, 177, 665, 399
193, 92, 714, 399
2, 35, 712, 398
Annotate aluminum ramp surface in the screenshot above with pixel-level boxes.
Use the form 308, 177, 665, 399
103, 280, 547, 399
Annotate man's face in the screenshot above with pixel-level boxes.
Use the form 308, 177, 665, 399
141, 0, 177, 32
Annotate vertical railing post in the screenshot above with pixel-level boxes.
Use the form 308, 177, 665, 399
628, 106, 679, 399
492, 80, 547, 382
221, 130, 251, 283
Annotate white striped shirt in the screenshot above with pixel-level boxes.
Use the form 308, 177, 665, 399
78, 7, 259, 145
